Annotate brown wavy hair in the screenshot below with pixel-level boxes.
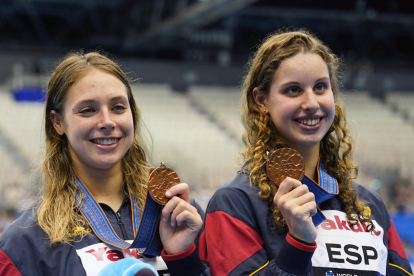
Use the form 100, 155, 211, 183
240, 29, 373, 231
38, 51, 150, 244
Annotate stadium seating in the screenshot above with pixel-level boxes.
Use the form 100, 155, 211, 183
386, 92, 414, 125
133, 84, 241, 189
1, 85, 414, 215
0, 89, 44, 163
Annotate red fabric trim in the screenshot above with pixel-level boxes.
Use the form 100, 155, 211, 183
0, 249, 21, 276
198, 211, 264, 276
161, 243, 196, 261
387, 219, 408, 260
286, 234, 317, 253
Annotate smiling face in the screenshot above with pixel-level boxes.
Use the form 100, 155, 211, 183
51, 69, 134, 174
254, 52, 335, 152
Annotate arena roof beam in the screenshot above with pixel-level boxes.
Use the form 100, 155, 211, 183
24, 0, 117, 7
240, 7, 414, 25
123, 0, 259, 51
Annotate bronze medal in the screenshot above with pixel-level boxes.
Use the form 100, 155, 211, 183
266, 148, 305, 186
148, 163, 180, 205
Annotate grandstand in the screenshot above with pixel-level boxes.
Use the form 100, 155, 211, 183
0, 76, 414, 265
132, 84, 240, 191
386, 92, 414, 126
344, 91, 414, 181
2, 82, 413, 207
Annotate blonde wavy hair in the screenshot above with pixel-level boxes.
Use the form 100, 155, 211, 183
240, 29, 373, 231
38, 51, 150, 244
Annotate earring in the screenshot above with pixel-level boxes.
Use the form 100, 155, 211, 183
263, 109, 267, 114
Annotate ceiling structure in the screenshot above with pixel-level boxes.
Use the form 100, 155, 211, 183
0, 0, 413, 68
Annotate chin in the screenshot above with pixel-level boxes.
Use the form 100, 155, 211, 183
292, 138, 322, 149
92, 159, 123, 170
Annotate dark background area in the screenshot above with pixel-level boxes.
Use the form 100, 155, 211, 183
1, 0, 414, 94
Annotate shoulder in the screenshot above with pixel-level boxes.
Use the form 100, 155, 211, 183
208, 172, 260, 210
215, 171, 259, 196
352, 182, 387, 213
206, 171, 268, 230
0, 208, 48, 275
0, 208, 42, 245
352, 182, 384, 204
0, 208, 92, 276
352, 182, 391, 226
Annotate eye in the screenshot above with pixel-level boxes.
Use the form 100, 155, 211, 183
79, 107, 95, 114
113, 105, 127, 112
314, 83, 326, 91
284, 86, 301, 96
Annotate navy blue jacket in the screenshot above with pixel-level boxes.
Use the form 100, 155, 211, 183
199, 171, 413, 276
0, 197, 209, 276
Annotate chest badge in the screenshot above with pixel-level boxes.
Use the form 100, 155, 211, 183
71, 226, 90, 237
363, 206, 371, 217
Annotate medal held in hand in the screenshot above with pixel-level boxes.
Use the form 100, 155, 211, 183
266, 148, 305, 186
148, 163, 180, 205
266, 148, 339, 227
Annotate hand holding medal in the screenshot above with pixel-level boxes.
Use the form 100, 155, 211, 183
267, 148, 318, 244
149, 163, 203, 255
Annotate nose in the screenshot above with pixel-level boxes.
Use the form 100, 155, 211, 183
301, 89, 320, 113
97, 109, 116, 130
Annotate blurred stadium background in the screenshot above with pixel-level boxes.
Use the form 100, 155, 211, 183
0, 0, 413, 268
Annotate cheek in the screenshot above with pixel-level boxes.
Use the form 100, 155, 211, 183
270, 101, 294, 120
324, 96, 336, 126
321, 93, 335, 112
328, 98, 336, 118
120, 115, 135, 135
64, 119, 89, 142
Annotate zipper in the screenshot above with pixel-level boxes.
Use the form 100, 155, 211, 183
116, 211, 129, 240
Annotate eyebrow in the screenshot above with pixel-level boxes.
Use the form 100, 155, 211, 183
72, 96, 128, 111
280, 77, 330, 87
77, 96, 127, 105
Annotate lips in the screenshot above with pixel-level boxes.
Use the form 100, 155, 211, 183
297, 118, 321, 126
294, 116, 325, 129
90, 138, 120, 145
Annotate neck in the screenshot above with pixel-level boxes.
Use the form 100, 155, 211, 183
74, 163, 125, 211
293, 144, 320, 183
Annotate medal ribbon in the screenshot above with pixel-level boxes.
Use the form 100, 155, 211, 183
74, 176, 163, 256
301, 159, 338, 226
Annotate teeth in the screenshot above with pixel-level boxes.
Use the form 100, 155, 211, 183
92, 138, 118, 145
299, 118, 321, 126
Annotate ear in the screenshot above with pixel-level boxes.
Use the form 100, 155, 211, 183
252, 87, 268, 113
50, 110, 64, 135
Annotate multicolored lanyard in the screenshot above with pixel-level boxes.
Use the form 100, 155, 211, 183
74, 176, 162, 256
301, 159, 338, 226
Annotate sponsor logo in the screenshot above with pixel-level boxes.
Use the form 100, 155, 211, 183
76, 243, 168, 276
86, 247, 144, 261
317, 215, 381, 236
316, 267, 385, 276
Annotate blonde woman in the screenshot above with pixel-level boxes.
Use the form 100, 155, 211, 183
199, 30, 412, 276
0, 52, 210, 276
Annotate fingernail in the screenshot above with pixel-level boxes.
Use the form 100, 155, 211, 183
166, 191, 171, 197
